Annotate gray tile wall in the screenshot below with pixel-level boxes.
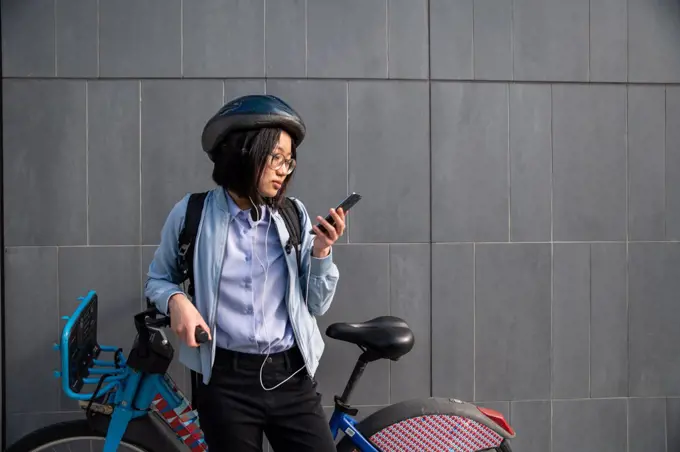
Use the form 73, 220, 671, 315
3, 0, 680, 450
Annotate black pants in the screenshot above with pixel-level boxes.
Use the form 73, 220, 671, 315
194, 346, 336, 452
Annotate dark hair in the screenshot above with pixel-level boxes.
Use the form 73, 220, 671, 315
211, 127, 296, 208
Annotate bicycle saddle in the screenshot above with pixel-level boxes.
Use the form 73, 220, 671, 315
326, 316, 415, 360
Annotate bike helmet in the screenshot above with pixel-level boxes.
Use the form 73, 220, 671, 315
201, 94, 306, 161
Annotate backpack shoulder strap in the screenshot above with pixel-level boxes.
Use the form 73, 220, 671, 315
177, 191, 208, 297
279, 197, 303, 273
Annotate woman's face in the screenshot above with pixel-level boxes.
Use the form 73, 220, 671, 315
258, 130, 294, 198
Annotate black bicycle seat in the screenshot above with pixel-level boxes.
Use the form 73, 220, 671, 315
326, 316, 415, 361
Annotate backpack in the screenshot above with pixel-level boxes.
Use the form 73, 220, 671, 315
176, 191, 304, 298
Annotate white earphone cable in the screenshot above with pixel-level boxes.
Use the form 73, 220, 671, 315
252, 204, 310, 391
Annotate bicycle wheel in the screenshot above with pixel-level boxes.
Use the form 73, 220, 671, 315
6, 419, 162, 452
336, 398, 513, 452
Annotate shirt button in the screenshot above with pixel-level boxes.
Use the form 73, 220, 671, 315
267, 357, 273, 363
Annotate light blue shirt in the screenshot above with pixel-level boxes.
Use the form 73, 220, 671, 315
215, 192, 296, 354
145, 187, 339, 384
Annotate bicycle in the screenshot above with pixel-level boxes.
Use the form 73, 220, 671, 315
7, 290, 515, 451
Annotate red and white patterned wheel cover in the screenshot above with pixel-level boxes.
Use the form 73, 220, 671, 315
368, 414, 503, 451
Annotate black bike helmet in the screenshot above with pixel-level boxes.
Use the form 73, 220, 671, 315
201, 94, 306, 161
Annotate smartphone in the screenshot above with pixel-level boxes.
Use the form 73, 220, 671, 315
310, 192, 362, 234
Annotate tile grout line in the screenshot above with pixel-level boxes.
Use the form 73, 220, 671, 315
180, 0, 184, 77
53, 0, 58, 76
625, 84, 629, 247
6, 240, 680, 250
665, 398, 669, 452
587, 0, 592, 82
8, 244, 149, 249
138, 79, 144, 304
626, 83, 631, 408
55, 246, 61, 410
495, 396, 656, 403
305, 0, 308, 77
140, 244, 144, 309
472, 243, 476, 401
385, 0, 389, 79
9, 75, 680, 86
588, 244, 592, 398
626, 0, 630, 84
139, 81, 143, 249
346, 81, 350, 243
664, 86, 667, 240
427, 0, 433, 398
550, 84, 554, 245
470, 0, 475, 79
96, 0, 100, 77
507, 83, 511, 242
627, 85, 631, 242
387, 244, 392, 404
549, 82, 554, 452
263, 0, 267, 78
85, 82, 89, 246
626, 398, 630, 452
7, 240, 680, 250
433, 240, 680, 244
510, 0, 515, 81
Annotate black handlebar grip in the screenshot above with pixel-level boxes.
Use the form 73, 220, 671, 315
195, 326, 210, 344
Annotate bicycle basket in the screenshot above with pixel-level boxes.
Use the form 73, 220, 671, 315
65, 292, 101, 393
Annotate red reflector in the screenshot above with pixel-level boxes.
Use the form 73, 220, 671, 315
478, 407, 515, 436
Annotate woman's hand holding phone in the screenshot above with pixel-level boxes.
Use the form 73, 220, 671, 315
312, 208, 346, 257
310, 192, 360, 257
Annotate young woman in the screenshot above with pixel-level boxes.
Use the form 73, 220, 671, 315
145, 95, 345, 451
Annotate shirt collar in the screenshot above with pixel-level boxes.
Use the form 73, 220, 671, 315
224, 189, 266, 225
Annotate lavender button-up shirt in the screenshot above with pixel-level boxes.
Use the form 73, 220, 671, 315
214, 192, 295, 354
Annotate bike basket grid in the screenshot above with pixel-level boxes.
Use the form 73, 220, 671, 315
67, 292, 101, 393
368, 414, 503, 451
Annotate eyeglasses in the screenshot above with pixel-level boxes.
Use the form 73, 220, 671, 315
268, 153, 296, 175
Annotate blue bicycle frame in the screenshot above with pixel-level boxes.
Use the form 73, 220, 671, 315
55, 290, 379, 451
57, 291, 207, 452
329, 410, 378, 451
